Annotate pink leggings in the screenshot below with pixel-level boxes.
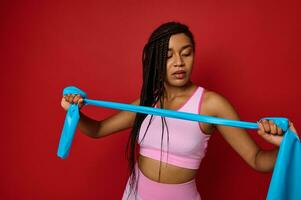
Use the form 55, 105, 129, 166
122, 163, 201, 200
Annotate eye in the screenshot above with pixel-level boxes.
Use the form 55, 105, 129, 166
181, 50, 192, 57
182, 53, 191, 57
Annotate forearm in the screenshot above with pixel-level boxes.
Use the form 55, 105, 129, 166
254, 147, 279, 172
78, 111, 100, 138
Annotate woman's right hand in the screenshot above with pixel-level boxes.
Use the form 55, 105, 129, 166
61, 94, 85, 111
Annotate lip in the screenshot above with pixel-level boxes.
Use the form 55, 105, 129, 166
172, 70, 186, 79
172, 70, 186, 75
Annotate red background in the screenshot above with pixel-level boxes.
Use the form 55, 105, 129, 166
1, 0, 300, 199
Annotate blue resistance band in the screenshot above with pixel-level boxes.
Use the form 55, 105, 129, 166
57, 86, 289, 159
57, 86, 300, 200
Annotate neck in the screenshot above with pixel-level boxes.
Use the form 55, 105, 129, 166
163, 80, 195, 100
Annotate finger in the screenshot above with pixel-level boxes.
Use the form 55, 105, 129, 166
69, 94, 76, 104
73, 95, 81, 104
78, 98, 84, 108
262, 119, 271, 133
277, 125, 283, 135
269, 120, 277, 135
66, 94, 72, 102
289, 121, 297, 133
65, 94, 70, 102
257, 122, 265, 135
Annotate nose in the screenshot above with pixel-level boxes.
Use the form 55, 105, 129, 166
173, 54, 184, 67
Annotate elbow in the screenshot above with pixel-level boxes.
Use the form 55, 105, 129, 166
89, 123, 102, 139
93, 126, 102, 139
253, 150, 274, 173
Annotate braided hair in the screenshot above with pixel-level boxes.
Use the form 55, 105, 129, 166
125, 21, 196, 200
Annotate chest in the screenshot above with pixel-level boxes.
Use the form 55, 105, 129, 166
138, 115, 207, 154
156, 97, 215, 136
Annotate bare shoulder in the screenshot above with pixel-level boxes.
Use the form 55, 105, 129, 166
201, 89, 239, 119
202, 89, 228, 104
198, 89, 231, 135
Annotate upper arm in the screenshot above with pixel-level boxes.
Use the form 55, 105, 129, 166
207, 91, 260, 169
96, 98, 140, 138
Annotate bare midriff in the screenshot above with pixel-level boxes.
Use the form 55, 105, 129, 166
138, 154, 198, 184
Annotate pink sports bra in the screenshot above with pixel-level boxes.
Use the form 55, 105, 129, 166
138, 86, 211, 169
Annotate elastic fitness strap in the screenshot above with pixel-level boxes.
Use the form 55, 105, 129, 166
58, 86, 291, 159
57, 86, 300, 200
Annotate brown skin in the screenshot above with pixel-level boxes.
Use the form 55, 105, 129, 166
60, 33, 298, 184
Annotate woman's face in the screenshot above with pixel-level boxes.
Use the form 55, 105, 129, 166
165, 33, 194, 87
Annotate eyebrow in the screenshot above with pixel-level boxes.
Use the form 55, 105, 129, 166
168, 44, 193, 51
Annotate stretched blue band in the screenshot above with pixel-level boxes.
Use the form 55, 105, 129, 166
57, 86, 290, 159
57, 86, 301, 199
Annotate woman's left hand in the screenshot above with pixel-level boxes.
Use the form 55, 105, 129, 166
257, 119, 297, 147
257, 119, 284, 147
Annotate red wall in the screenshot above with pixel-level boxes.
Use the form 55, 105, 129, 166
1, 1, 300, 199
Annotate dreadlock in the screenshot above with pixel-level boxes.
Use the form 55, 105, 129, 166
124, 21, 196, 200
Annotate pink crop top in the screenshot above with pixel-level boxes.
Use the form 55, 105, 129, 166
138, 86, 211, 169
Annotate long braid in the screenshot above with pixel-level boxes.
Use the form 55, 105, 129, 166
125, 21, 195, 200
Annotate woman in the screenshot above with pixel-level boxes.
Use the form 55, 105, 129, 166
61, 22, 298, 200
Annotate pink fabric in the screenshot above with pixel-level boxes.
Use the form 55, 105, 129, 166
122, 163, 201, 200
138, 86, 211, 169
